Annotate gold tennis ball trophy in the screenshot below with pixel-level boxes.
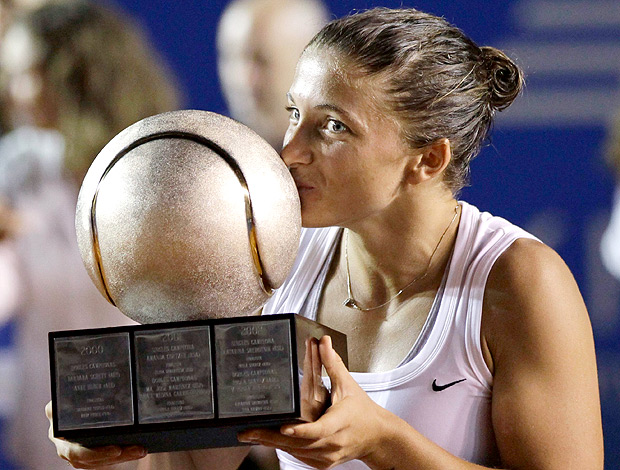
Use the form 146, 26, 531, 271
48, 110, 347, 452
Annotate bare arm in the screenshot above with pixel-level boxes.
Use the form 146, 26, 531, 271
239, 240, 604, 469
138, 447, 250, 470
482, 239, 603, 469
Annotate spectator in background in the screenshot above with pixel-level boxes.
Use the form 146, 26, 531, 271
601, 111, 620, 282
217, 0, 329, 469
216, 0, 329, 152
0, 0, 56, 133
0, 1, 181, 469
0, 1, 46, 467
217, 2, 328, 468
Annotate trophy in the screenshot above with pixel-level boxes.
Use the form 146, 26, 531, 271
48, 110, 347, 452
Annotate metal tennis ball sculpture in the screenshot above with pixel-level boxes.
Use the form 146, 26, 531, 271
76, 110, 301, 324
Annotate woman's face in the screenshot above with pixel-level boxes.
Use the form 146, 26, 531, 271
282, 48, 414, 228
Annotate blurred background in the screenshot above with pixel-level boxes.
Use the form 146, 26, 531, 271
0, 0, 619, 469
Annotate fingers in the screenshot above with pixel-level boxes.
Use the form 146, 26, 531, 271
300, 337, 330, 422
318, 336, 357, 400
319, 336, 347, 377
57, 440, 118, 468
237, 431, 328, 470
59, 443, 146, 469
300, 338, 320, 396
238, 425, 348, 470
61, 443, 120, 467
238, 428, 315, 449
310, 338, 325, 402
240, 336, 360, 467
46, 400, 147, 468
238, 410, 337, 445
280, 409, 347, 442
305, 337, 326, 396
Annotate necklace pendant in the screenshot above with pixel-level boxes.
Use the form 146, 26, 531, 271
343, 298, 363, 310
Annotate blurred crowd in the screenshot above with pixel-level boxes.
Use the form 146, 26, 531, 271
0, 0, 181, 468
0, 0, 327, 469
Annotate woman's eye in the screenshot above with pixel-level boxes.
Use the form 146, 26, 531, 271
286, 107, 300, 122
326, 119, 347, 133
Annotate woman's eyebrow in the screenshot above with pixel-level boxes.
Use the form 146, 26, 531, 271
287, 93, 352, 120
286, 93, 366, 131
315, 103, 365, 131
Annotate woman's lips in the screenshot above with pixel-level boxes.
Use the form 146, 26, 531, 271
293, 178, 314, 193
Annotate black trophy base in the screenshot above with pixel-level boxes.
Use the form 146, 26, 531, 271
49, 313, 347, 452
68, 418, 298, 452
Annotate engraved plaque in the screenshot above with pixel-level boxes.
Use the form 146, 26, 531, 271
53, 333, 133, 430
214, 319, 294, 417
49, 314, 347, 452
135, 326, 213, 424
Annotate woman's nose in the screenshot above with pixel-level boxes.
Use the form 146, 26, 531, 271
281, 124, 313, 167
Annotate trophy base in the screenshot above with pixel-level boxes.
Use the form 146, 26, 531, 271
49, 314, 347, 452
67, 418, 302, 452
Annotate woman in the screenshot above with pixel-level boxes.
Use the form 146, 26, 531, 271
49, 7, 603, 470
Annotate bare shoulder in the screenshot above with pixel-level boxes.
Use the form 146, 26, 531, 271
481, 241, 603, 469
481, 237, 591, 373
486, 237, 573, 293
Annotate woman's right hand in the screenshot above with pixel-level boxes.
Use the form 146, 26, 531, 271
46, 401, 147, 468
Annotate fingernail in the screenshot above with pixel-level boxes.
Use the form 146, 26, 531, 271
127, 446, 147, 457
282, 427, 295, 436
101, 446, 122, 457
238, 433, 257, 443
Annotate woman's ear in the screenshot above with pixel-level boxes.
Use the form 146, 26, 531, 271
407, 138, 452, 184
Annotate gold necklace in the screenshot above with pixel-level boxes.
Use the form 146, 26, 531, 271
343, 205, 459, 312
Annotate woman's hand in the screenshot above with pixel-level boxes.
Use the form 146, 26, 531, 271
238, 336, 398, 469
299, 337, 330, 422
46, 401, 147, 468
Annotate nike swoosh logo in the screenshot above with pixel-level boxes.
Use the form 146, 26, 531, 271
432, 378, 466, 392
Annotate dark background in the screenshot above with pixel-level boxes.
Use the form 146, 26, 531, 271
2, 0, 619, 468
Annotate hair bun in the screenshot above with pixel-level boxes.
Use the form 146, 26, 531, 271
480, 46, 524, 111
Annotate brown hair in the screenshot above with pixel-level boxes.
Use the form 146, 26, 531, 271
12, 0, 182, 180
307, 7, 524, 193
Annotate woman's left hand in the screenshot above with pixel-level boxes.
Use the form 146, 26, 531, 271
238, 336, 396, 469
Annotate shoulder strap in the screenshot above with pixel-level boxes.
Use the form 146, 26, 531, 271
263, 227, 341, 315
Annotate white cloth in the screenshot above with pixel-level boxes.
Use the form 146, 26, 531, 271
263, 201, 539, 468
601, 188, 620, 281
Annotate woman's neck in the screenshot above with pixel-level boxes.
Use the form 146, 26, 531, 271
341, 196, 460, 307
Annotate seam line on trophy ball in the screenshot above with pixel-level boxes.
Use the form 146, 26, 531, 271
90, 131, 273, 305
90, 187, 116, 305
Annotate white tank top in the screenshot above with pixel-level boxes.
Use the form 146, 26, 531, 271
262, 201, 539, 468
